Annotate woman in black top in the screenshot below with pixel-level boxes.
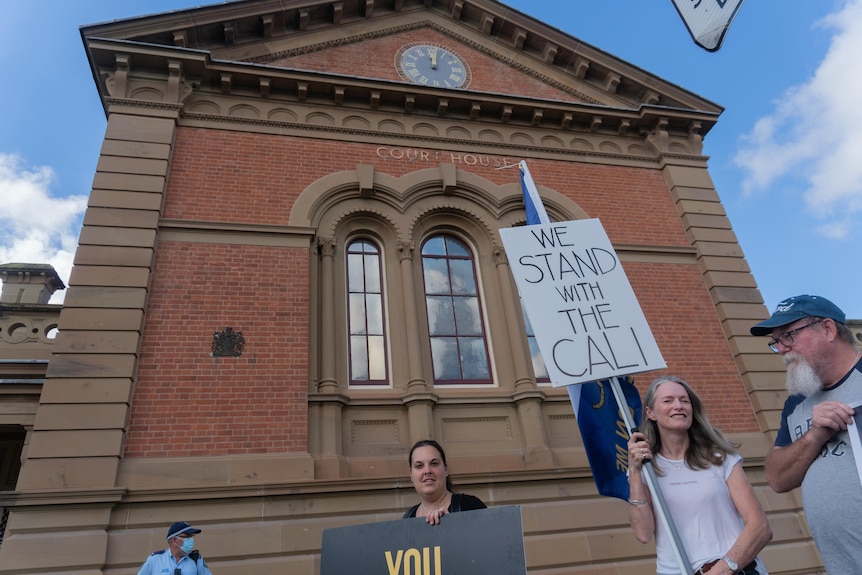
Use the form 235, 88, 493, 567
403, 439, 486, 525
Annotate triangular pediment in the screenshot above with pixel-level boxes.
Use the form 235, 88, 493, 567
259, 24, 591, 105
81, 0, 721, 137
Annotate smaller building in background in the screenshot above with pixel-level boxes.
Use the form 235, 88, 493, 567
0, 263, 64, 547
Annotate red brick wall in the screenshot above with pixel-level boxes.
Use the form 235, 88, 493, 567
154, 128, 757, 446
272, 28, 580, 102
125, 241, 309, 457
628, 261, 760, 432
164, 129, 686, 248
135, 125, 756, 458
492, 157, 691, 247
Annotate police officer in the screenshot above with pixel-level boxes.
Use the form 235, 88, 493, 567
137, 521, 214, 575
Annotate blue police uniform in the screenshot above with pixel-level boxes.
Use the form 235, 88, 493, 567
137, 548, 213, 575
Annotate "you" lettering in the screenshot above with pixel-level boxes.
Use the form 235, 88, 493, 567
385, 546, 442, 575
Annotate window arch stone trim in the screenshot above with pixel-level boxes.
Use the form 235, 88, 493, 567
289, 164, 590, 234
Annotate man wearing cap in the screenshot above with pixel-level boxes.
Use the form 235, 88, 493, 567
137, 521, 214, 575
751, 295, 862, 575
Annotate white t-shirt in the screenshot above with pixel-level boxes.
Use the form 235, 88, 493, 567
649, 453, 766, 575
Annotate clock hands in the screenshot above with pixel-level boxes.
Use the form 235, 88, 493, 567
399, 44, 467, 88
428, 46, 438, 70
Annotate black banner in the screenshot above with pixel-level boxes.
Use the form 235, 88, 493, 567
321, 506, 527, 575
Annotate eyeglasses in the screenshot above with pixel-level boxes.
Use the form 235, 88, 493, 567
768, 319, 823, 352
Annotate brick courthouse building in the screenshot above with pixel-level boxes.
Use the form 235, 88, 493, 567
0, 0, 834, 573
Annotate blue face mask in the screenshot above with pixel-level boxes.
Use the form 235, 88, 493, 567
180, 537, 195, 554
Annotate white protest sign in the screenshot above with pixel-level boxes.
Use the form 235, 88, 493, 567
500, 218, 665, 387
670, 0, 745, 52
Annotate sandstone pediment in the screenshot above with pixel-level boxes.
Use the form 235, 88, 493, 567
81, 0, 720, 145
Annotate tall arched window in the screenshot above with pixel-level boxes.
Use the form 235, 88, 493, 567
347, 239, 388, 385
421, 234, 491, 384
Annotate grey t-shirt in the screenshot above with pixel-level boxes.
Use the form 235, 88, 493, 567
775, 358, 862, 575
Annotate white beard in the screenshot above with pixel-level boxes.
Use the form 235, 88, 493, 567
785, 354, 823, 397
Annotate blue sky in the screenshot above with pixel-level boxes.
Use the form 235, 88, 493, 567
1, 1, 860, 320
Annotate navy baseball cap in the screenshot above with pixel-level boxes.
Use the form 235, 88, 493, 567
166, 521, 201, 539
750, 295, 846, 336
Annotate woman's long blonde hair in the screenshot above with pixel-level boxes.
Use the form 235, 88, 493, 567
642, 375, 738, 474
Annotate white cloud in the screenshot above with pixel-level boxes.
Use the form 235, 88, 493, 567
735, 0, 862, 239
0, 153, 87, 303
814, 218, 852, 240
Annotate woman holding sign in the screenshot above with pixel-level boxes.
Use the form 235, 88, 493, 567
627, 376, 772, 575
403, 439, 486, 525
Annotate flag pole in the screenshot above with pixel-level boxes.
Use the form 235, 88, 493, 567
517, 162, 690, 571
609, 377, 691, 574
518, 161, 551, 225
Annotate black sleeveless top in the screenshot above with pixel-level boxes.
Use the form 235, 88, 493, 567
402, 493, 487, 518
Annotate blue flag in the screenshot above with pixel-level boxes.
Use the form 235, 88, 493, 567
519, 161, 643, 500
519, 161, 550, 226
568, 377, 643, 500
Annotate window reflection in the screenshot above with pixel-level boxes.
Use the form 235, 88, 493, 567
347, 239, 388, 385
421, 235, 491, 384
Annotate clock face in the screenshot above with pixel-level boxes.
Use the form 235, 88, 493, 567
397, 44, 470, 88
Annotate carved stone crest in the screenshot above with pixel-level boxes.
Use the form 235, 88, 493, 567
211, 327, 245, 357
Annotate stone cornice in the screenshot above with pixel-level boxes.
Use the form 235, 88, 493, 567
157, 219, 315, 247
80, 0, 722, 119
0, 487, 127, 508
90, 38, 715, 166
2, 429, 764, 506
112, 467, 595, 503
88, 37, 718, 131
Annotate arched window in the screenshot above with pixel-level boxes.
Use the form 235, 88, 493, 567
421, 234, 491, 384
347, 239, 388, 385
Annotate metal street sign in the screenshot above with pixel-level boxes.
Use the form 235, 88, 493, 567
670, 0, 745, 51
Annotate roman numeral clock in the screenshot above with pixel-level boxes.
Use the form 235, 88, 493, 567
396, 44, 470, 89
